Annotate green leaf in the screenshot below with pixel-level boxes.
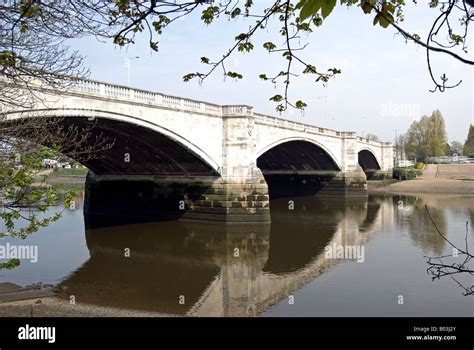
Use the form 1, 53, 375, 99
312, 15, 323, 26
0, 259, 20, 270
373, 13, 380, 26
263, 42, 276, 52
276, 104, 285, 112
235, 33, 249, 41
303, 64, 317, 74
361, 1, 372, 14
295, 100, 307, 109
270, 94, 284, 102
226, 71, 243, 79
321, 0, 336, 19
201, 6, 220, 24
282, 51, 292, 61
149, 42, 159, 52
230, 7, 241, 18
238, 42, 254, 53
378, 12, 393, 28
300, 0, 322, 21
183, 73, 197, 82
295, 0, 307, 10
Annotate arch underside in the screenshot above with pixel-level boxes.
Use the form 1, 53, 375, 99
257, 140, 340, 198
257, 140, 340, 173
8, 116, 219, 176
358, 150, 381, 172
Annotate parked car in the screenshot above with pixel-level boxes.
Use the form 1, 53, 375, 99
398, 160, 414, 167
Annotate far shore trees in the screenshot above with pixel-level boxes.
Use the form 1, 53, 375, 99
448, 141, 464, 156
463, 125, 474, 157
406, 110, 448, 161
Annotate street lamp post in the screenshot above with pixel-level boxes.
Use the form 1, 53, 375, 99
316, 96, 328, 122
393, 129, 398, 166
125, 56, 139, 86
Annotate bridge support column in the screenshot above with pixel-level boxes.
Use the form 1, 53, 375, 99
380, 142, 394, 178
84, 172, 271, 225
316, 169, 368, 196
182, 176, 270, 224
319, 132, 368, 196
206, 106, 271, 223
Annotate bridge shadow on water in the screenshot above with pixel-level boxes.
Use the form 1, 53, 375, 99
56, 194, 383, 316
85, 179, 182, 227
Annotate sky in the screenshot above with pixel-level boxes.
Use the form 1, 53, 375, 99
72, 2, 473, 144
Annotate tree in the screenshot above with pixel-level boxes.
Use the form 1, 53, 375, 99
394, 133, 408, 160
365, 133, 380, 142
0, 2, 111, 268
463, 125, 474, 157
406, 110, 448, 160
429, 110, 449, 156
97, 0, 474, 111
3, 1, 473, 112
449, 141, 464, 156
425, 206, 474, 296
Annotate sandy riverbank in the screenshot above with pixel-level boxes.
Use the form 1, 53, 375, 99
369, 178, 474, 195
0, 296, 175, 317
369, 164, 474, 195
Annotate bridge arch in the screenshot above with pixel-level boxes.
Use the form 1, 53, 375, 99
357, 148, 381, 172
256, 137, 341, 171
4, 108, 220, 176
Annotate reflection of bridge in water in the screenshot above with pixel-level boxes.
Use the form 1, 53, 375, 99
58, 196, 394, 316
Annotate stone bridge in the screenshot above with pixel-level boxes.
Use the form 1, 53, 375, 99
3, 78, 393, 223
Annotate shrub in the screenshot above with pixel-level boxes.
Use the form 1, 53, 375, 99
414, 162, 425, 170
393, 167, 422, 180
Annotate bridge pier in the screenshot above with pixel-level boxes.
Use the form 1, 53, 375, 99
317, 169, 368, 196
364, 169, 393, 180
84, 171, 271, 225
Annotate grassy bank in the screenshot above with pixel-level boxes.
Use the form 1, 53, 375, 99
52, 167, 88, 177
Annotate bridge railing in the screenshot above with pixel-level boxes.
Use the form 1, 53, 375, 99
62, 77, 390, 146
357, 137, 392, 147
222, 105, 253, 116
71, 78, 224, 116
254, 113, 343, 138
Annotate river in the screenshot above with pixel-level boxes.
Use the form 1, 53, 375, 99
1, 191, 473, 317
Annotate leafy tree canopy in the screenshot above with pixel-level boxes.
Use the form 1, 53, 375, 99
0, 0, 473, 112
406, 109, 448, 159
463, 125, 474, 156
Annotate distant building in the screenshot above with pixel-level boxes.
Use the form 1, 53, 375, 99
43, 159, 59, 168
398, 160, 414, 167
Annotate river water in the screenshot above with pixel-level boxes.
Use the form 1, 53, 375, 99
1, 192, 473, 317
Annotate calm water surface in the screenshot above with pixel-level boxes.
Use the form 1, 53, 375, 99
1, 193, 473, 316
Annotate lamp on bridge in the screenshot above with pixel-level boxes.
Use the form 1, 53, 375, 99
316, 96, 328, 122
124, 56, 140, 86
